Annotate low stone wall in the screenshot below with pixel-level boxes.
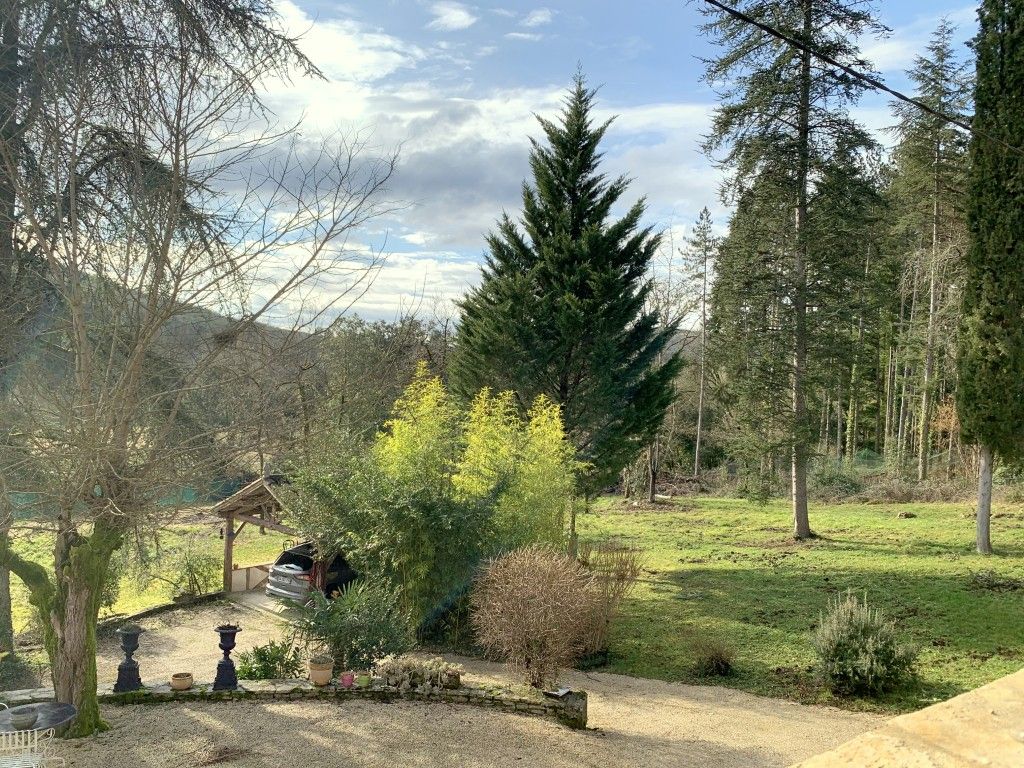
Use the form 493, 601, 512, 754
4, 679, 588, 730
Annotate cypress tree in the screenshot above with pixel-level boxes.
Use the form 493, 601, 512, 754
451, 74, 681, 497
957, 0, 1024, 555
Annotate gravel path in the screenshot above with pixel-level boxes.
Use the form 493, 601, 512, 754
70, 598, 883, 768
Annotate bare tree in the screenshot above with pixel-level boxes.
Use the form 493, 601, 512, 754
638, 230, 700, 502
0, 2, 395, 734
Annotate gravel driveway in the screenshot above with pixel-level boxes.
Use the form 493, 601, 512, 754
69, 597, 882, 768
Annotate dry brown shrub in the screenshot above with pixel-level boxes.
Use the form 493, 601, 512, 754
577, 540, 643, 654
470, 545, 595, 688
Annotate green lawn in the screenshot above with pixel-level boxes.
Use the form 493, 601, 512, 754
578, 495, 1024, 713
9, 522, 290, 635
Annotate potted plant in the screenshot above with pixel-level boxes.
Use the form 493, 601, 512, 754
308, 653, 334, 686
170, 672, 194, 691
289, 582, 412, 687
340, 671, 355, 688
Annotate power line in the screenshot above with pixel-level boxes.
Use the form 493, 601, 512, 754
700, 0, 973, 134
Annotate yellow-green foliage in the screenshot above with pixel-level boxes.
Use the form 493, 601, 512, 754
453, 390, 577, 547
290, 366, 579, 624
376, 368, 578, 549
375, 362, 461, 489
454, 389, 520, 499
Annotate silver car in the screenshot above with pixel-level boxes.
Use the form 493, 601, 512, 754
265, 542, 357, 602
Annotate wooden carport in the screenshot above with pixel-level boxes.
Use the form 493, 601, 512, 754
212, 476, 299, 592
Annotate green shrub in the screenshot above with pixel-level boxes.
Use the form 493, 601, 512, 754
290, 581, 413, 671
691, 638, 736, 677
284, 366, 580, 626
160, 536, 220, 598
813, 591, 917, 695
809, 462, 863, 500
237, 640, 304, 680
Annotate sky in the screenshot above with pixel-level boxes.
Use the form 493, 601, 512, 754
257, 0, 978, 322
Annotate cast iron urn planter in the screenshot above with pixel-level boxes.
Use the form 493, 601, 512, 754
113, 624, 145, 693
212, 623, 241, 690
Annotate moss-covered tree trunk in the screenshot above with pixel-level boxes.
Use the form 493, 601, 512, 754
0, 518, 13, 653
1, 517, 121, 736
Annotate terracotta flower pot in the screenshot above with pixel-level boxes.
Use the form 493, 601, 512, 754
170, 672, 193, 691
340, 672, 355, 688
309, 659, 334, 687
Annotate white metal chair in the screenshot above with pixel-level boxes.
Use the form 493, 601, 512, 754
0, 705, 65, 768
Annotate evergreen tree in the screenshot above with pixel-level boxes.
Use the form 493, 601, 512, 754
450, 75, 681, 497
888, 20, 972, 481
701, 0, 883, 537
687, 208, 718, 478
957, 0, 1024, 555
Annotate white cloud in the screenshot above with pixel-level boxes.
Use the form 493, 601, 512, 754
275, 1, 423, 82
426, 2, 478, 32
505, 32, 544, 42
521, 8, 553, 28
344, 251, 482, 320
401, 231, 434, 246
247, 7, 728, 320
859, 5, 975, 73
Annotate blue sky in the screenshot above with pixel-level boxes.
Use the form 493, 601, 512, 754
264, 1, 977, 320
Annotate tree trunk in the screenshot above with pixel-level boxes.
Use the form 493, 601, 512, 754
2, 519, 121, 736
0, 557, 12, 653
874, 322, 884, 453
646, 443, 657, 503
693, 253, 708, 478
821, 390, 831, 456
899, 259, 921, 468
976, 444, 993, 555
835, 379, 844, 463
791, 0, 812, 541
918, 144, 942, 482
0, 521, 11, 653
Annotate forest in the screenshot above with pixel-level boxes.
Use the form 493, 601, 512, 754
0, 0, 1022, 748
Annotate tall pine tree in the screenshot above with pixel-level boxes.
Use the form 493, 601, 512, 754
451, 75, 681, 499
702, 0, 883, 538
957, 0, 1024, 555
888, 20, 972, 481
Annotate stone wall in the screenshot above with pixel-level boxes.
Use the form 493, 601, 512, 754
3, 679, 588, 730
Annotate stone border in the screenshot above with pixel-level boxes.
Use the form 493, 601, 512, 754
3, 679, 587, 730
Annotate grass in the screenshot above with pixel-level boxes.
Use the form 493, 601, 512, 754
578, 495, 1024, 713
9, 521, 290, 636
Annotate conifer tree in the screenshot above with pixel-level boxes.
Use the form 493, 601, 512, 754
451, 75, 681, 496
687, 208, 718, 478
957, 0, 1024, 555
701, 0, 883, 538
889, 20, 972, 481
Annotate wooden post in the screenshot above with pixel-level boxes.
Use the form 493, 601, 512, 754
223, 512, 235, 592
